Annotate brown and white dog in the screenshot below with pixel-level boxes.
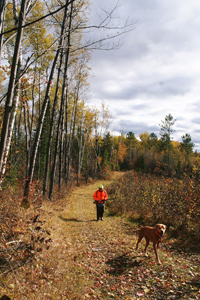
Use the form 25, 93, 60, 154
136, 224, 167, 264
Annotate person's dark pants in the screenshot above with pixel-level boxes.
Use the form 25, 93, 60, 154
96, 204, 104, 220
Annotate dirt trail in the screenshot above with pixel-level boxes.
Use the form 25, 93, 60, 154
38, 173, 200, 300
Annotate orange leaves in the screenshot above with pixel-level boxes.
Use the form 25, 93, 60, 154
107, 170, 200, 240
117, 142, 127, 162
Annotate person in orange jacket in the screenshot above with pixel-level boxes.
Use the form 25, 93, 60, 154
93, 184, 108, 221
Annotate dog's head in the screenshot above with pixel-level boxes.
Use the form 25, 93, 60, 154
155, 224, 167, 237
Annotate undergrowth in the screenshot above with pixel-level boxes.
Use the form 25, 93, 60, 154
107, 170, 200, 248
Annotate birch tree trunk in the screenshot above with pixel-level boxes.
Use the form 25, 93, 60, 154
43, 0, 72, 197
0, 0, 6, 63
0, 0, 27, 188
45, 47, 65, 198
23, 96, 30, 178
76, 110, 86, 184
22, 54, 60, 205
22, 0, 70, 206
48, 39, 72, 198
65, 87, 79, 184
48, 105, 62, 199
59, 111, 65, 188
77, 131, 86, 184
58, 1, 73, 189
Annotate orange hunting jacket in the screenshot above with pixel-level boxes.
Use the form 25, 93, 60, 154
93, 189, 108, 203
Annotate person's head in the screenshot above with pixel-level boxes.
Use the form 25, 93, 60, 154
99, 184, 104, 191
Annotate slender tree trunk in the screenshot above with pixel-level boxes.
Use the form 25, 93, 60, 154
22, 0, 71, 206
23, 97, 30, 178
65, 105, 74, 181
0, 0, 6, 63
48, 30, 73, 198
43, 0, 71, 197
77, 136, 86, 184
22, 53, 60, 205
46, 49, 65, 198
58, 2, 73, 188
65, 85, 80, 184
42, 91, 58, 196
85, 128, 101, 176
42, 63, 63, 196
59, 111, 65, 188
76, 110, 86, 184
49, 68, 71, 198
0, 0, 27, 187
23, 68, 56, 204
64, 96, 68, 179
48, 111, 62, 199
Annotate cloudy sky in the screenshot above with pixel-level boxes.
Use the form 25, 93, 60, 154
87, 0, 200, 151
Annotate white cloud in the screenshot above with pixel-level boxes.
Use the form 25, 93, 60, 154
87, 0, 200, 150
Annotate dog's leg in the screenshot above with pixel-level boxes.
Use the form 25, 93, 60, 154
144, 237, 149, 256
153, 243, 161, 264
136, 236, 143, 250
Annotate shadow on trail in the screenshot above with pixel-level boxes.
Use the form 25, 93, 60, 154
58, 216, 97, 222
106, 251, 143, 275
122, 222, 139, 237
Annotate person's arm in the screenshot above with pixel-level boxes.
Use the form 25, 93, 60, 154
93, 191, 97, 204
104, 190, 108, 200
93, 190, 98, 200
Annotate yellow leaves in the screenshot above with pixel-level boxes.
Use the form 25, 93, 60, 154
139, 131, 150, 142
117, 142, 127, 162
22, 1, 55, 62
171, 140, 180, 149
4, 3, 16, 41
0, 68, 6, 96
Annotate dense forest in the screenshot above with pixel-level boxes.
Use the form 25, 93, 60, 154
0, 0, 199, 207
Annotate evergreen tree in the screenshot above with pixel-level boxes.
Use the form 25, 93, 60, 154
159, 113, 176, 172
181, 133, 194, 160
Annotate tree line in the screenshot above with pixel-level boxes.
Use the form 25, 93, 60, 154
115, 114, 197, 174
0, 1, 198, 207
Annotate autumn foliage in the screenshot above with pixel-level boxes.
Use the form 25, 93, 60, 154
107, 169, 200, 243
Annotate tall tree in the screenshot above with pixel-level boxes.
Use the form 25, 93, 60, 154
126, 131, 137, 163
23, 0, 71, 205
159, 113, 176, 171
0, 0, 28, 187
0, 0, 6, 63
149, 132, 158, 150
139, 131, 150, 151
101, 132, 113, 168
181, 133, 194, 161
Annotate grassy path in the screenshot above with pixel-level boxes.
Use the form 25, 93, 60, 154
32, 174, 200, 299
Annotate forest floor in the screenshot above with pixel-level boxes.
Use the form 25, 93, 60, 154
1, 172, 200, 300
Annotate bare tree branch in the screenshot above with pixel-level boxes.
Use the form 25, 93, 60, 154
0, 0, 76, 37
